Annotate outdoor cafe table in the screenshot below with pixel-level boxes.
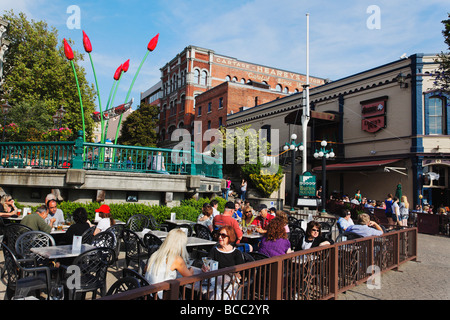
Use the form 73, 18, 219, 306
136, 230, 216, 247
164, 219, 195, 228
30, 244, 96, 260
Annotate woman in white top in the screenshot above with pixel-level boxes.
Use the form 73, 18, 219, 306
145, 229, 194, 298
93, 204, 115, 235
399, 195, 410, 227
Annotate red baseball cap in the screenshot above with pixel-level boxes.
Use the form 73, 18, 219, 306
95, 204, 111, 213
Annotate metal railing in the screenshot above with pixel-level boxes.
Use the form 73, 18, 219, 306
0, 131, 223, 178
100, 227, 418, 300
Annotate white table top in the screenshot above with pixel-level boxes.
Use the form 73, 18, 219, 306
30, 244, 96, 259
137, 230, 216, 247
242, 232, 263, 239
164, 219, 195, 225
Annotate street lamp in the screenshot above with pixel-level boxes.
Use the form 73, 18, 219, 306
283, 133, 304, 211
1, 101, 12, 142
313, 139, 335, 214
52, 106, 66, 129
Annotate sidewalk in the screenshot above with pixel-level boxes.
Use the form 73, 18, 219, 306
337, 233, 450, 300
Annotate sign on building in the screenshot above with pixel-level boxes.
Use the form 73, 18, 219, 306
299, 172, 316, 197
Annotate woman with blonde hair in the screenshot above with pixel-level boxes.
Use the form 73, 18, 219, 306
0, 194, 18, 216
399, 195, 410, 227
145, 228, 194, 297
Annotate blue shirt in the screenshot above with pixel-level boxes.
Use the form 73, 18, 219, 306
346, 224, 383, 237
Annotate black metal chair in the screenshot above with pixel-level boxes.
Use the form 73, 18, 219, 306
106, 224, 125, 267
122, 268, 150, 287
142, 232, 163, 259
122, 229, 148, 270
249, 252, 270, 260
15, 231, 56, 266
106, 276, 141, 296
2, 243, 52, 300
289, 227, 306, 251
319, 222, 333, 240
60, 247, 115, 300
91, 231, 117, 251
193, 223, 213, 241
81, 226, 96, 244
4, 224, 32, 255
288, 215, 303, 230
126, 215, 150, 232
148, 214, 169, 231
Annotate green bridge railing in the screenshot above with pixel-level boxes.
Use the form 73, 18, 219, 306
0, 131, 223, 179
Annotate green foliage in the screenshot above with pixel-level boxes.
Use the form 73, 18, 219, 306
434, 13, 450, 93
1, 11, 96, 141
118, 103, 159, 147
249, 173, 284, 198
55, 196, 225, 226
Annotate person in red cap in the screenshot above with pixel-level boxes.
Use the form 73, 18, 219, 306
94, 204, 115, 235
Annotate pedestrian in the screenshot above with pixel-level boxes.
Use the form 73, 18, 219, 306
399, 195, 410, 226
385, 193, 394, 228
240, 179, 247, 201
223, 177, 231, 200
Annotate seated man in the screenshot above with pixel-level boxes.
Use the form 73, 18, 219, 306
21, 205, 55, 233
252, 204, 274, 234
345, 213, 383, 237
213, 201, 243, 243
45, 199, 65, 226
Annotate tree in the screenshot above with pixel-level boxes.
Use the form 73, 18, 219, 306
434, 13, 450, 93
1, 11, 96, 141
117, 103, 159, 147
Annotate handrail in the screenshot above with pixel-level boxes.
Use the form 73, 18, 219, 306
100, 227, 417, 300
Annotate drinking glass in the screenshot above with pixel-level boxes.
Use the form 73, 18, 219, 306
50, 285, 64, 300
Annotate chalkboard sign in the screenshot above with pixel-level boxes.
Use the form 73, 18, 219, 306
299, 172, 316, 197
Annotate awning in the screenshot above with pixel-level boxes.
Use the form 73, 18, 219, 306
312, 159, 404, 172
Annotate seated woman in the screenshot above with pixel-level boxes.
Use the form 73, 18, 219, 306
205, 225, 244, 270
63, 207, 92, 244
240, 206, 255, 229
299, 221, 334, 250
0, 194, 18, 217
197, 203, 214, 232
337, 208, 354, 234
145, 228, 194, 298
258, 217, 293, 257
93, 204, 115, 236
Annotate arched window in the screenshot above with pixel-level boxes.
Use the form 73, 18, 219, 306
201, 70, 208, 86
276, 84, 282, 92
283, 87, 289, 94
194, 69, 200, 84
425, 92, 450, 135
240, 78, 246, 84
232, 77, 238, 82
225, 75, 231, 81
180, 95, 186, 111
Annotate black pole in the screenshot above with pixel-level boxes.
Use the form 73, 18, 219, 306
291, 148, 296, 210
321, 155, 326, 213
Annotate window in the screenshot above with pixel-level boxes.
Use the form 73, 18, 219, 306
208, 102, 212, 113
219, 117, 223, 127
240, 78, 246, 84
201, 71, 208, 86
219, 97, 223, 109
198, 106, 202, 117
276, 84, 282, 92
207, 120, 211, 129
180, 95, 185, 111
226, 75, 231, 81
283, 87, 289, 94
425, 92, 449, 135
194, 69, 200, 84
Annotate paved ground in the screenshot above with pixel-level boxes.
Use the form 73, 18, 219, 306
1, 232, 449, 300
337, 233, 450, 300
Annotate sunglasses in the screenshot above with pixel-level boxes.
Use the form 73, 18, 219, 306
218, 233, 229, 239
311, 229, 320, 232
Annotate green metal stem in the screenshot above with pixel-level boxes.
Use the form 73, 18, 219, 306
113, 50, 150, 145
88, 52, 104, 144
70, 61, 86, 142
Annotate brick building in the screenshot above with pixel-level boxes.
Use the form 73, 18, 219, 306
145, 45, 325, 148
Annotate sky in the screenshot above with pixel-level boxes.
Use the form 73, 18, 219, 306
2, 0, 449, 112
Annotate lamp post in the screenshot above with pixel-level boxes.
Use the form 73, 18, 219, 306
313, 139, 335, 214
283, 133, 304, 211
1, 101, 11, 142
52, 106, 66, 141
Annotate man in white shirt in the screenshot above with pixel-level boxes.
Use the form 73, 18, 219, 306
210, 199, 220, 218
45, 199, 65, 226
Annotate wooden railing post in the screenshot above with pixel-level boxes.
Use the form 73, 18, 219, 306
269, 260, 283, 300
330, 244, 339, 299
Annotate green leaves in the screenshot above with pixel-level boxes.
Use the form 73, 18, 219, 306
118, 103, 159, 147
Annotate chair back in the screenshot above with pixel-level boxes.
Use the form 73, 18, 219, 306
2, 243, 20, 290
126, 215, 150, 232
106, 224, 125, 260
148, 214, 168, 231
81, 226, 96, 244
71, 247, 115, 295
4, 224, 32, 254
15, 231, 56, 263
122, 229, 146, 268
343, 231, 363, 240
106, 276, 140, 296
92, 231, 117, 251
142, 232, 163, 258
319, 221, 332, 239
193, 223, 213, 240
289, 227, 305, 251
249, 252, 269, 260
288, 215, 303, 230
122, 268, 150, 287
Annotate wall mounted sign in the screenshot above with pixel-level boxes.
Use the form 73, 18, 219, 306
361, 97, 387, 133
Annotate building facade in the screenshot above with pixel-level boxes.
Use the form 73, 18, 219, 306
227, 54, 450, 209
153, 45, 325, 148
